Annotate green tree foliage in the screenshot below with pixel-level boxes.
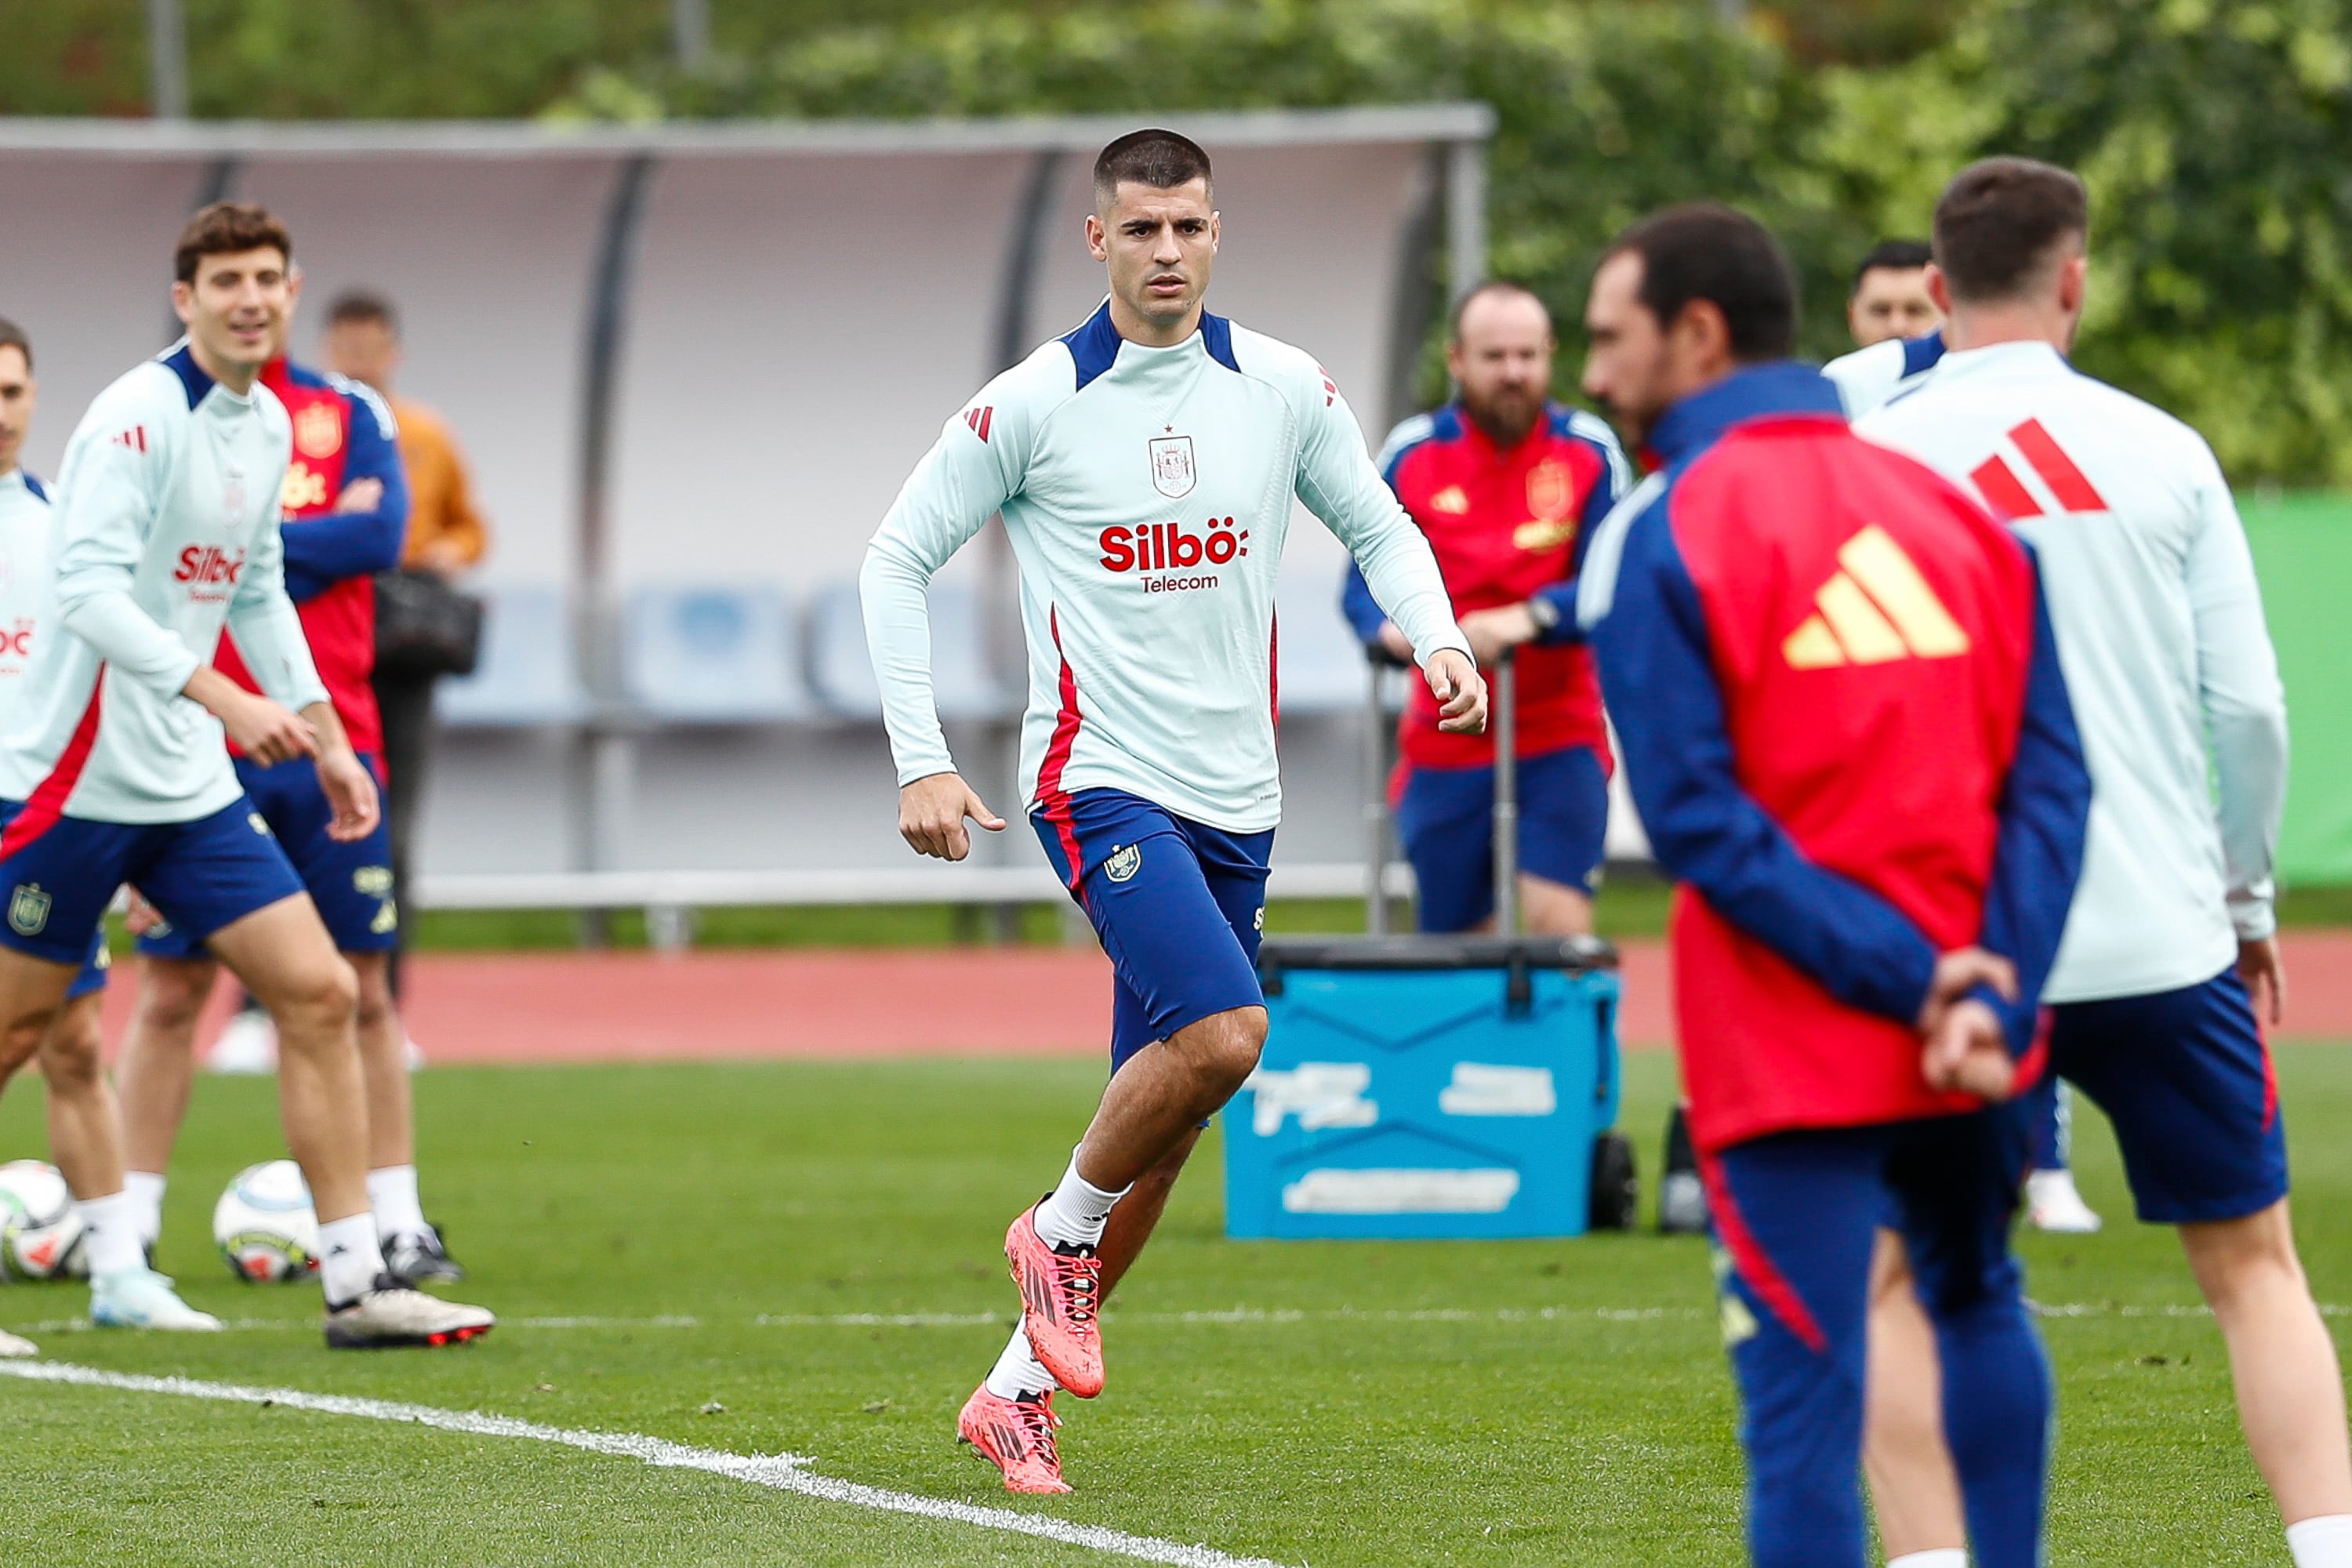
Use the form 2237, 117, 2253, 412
8, 0, 2350, 479
1881, 0, 2352, 485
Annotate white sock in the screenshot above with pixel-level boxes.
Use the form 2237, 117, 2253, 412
366, 1164, 427, 1240
1888, 1552, 1968, 1568
124, 1171, 166, 1248
983, 1323, 1059, 1401
317, 1213, 387, 1307
78, 1191, 146, 1278
2289, 1515, 2352, 1568
1031, 1149, 1127, 1251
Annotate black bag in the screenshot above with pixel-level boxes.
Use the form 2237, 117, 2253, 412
372, 568, 485, 679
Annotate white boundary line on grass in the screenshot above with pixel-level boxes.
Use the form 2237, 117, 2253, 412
0, 1359, 1295, 1568
9, 1300, 2342, 1338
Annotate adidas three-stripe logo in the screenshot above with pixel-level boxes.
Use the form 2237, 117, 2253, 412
1784, 525, 1972, 670
1969, 417, 2107, 519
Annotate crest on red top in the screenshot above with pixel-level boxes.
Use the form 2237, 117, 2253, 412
1526, 460, 1573, 521
293, 401, 343, 460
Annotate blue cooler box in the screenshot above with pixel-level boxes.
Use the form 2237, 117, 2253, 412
1225, 935, 1625, 1240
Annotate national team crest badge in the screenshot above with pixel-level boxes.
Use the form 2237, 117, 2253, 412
8, 883, 50, 937
294, 402, 343, 460
1104, 844, 1143, 884
1526, 460, 1573, 521
1149, 435, 1196, 499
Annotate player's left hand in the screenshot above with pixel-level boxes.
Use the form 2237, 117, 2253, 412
1426, 648, 1487, 734
1918, 997, 2016, 1101
316, 748, 382, 842
1458, 604, 1538, 668
2238, 935, 2286, 1026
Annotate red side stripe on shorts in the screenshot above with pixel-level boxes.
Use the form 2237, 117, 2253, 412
1, 674, 103, 859
1969, 455, 2042, 521
1695, 1145, 1828, 1355
2009, 419, 2107, 513
1036, 608, 1086, 894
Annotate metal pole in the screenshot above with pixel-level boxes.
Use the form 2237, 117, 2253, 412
672, 0, 711, 67
572, 153, 655, 910
1363, 656, 1392, 936
1493, 653, 1519, 938
1446, 135, 1487, 305
147, 0, 188, 120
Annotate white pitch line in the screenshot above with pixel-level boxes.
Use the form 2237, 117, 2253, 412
11, 1299, 2332, 1339
0, 1359, 1295, 1568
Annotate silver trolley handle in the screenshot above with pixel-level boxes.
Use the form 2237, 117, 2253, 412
1492, 649, 1519, 938
1362, 644, 1406, 935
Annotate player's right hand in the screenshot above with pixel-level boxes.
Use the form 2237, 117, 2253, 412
898, 772, 1006, 862
2238, 935, 2286, 1025
219, 690, 318, 766
1919, 997, 2016, 1100
1915, 946, 2016, 1036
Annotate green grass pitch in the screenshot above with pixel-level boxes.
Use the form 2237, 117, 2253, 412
0, 1046, 2345, 1566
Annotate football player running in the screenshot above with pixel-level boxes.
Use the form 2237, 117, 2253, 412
1858, 157, 2348, 1568
862, 129, 1480, 1494
0, 203, 492, 1348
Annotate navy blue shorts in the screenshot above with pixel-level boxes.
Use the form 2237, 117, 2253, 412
1033, 788, 1272, 1072
139, 753, 397, 959
1705, 1110, 2048, 1568
65, 929, 111, 1001
1396, 744, 1608, 933
0, 796, 304, 967
2052, 967, 2286, 1224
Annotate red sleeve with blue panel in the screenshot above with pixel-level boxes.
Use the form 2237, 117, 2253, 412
1968, 553, 2092, 1051
281, 380, 410, 603
1590, 492, 1947, 1025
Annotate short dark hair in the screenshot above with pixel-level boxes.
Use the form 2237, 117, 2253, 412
1602, 203, 1797, 362
1851, 239, 1933, 292
1094, 129, 1212, 209
174, 201, 292, 285
326, 289, 399, 335
1932, 158, 2089, 305
0, 316, 29, 374
1449, 278, 1551, 341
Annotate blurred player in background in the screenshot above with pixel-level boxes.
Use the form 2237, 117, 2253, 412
1340, 280, 1628, 936
0, 315, 182, 1345
110, 252, 470, 1288
1860, 157, 2350, 1568
1827, 239, 1949, 418
1846, 240, 1938, 347
324, 289, 491, 1007
1577, 202, 2090, 1568
0, 202, 491, 1347
863, 129, 1479, 1494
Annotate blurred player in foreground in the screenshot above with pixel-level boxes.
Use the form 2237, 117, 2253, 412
1859, 157, 2350, 1568
0, 202, 491, 1348
1340, 280, 1628, 936
111, 261, 469, 1288
0, 316, 173, 1344
862, 129, 1479, 1493
1576, 202, 2090, 1568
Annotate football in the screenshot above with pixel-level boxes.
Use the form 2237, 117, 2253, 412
212, 1160, 320, 1283
0, 1159, 88, 1281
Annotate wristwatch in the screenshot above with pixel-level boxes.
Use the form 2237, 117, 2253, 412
1526, 596, 1562, 636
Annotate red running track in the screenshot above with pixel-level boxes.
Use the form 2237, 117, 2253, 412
99, 932, 2352, 1066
